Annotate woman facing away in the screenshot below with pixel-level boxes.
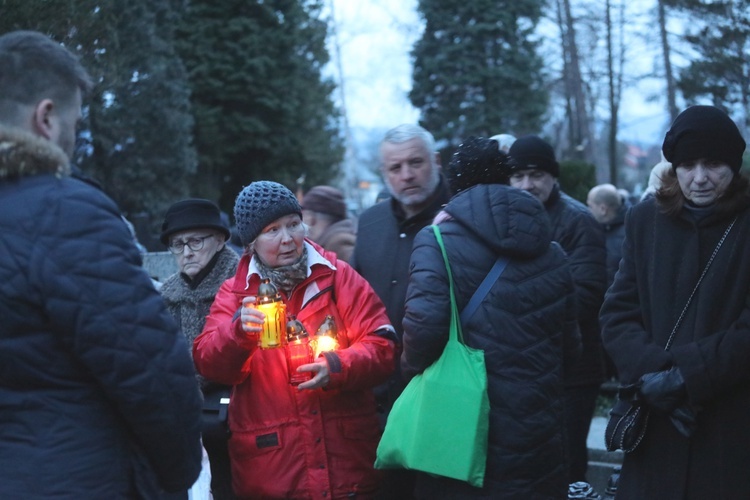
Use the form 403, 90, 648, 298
401, 137, 581, 499
193, 181, 396, 499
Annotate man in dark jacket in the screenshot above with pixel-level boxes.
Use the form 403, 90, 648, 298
587, 183, 627, 289
402, 137, 581, 498
601, 105, 750, 499
351, 124, 450, 498
506, 136, 607, 487
0, 31, 203, 497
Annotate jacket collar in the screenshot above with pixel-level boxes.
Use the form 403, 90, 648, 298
0, 125, 71, 181
243, 240, 336, 290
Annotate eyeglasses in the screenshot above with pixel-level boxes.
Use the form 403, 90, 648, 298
168, 234, 214, 254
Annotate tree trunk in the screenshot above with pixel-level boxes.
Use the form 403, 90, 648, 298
658, 0, 679, 122
560, 0, 594, 163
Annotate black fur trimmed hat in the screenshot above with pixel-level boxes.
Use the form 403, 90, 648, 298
446, 136, 508, 195
234, 181, 302, 246
662, 105, 746, 173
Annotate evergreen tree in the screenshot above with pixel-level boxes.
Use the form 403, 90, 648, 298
670, 0, 750, 131
409, 0, 548, 149
176, 0, 343, 212
83, 1, 198, 219
0, 0, 197, 221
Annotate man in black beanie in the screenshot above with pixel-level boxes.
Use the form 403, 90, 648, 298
506, 135, 607, 489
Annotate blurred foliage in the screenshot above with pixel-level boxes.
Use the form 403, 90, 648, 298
558, 159, 597, 203
0, 0, 343, 222
410, 0, 548, 150
175, 0, 344, 214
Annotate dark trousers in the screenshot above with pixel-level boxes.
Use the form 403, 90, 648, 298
563, 384, 600, 484
201, 385, 236, 500
375, 469, 416, 500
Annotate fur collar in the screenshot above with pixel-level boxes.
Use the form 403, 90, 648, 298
0, 125, 71, 181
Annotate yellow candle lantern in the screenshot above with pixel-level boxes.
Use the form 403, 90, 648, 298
286, 316, 314, 385
312, 315, 339, 357
256, 278, 286, 349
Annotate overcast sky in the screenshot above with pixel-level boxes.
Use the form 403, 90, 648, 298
323, 0, 673, 150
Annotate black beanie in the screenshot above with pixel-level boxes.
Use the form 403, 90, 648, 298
446, 136, 508, 195
662, 105, 746, 173
506, 135, 560, 177
160, 199, 230, 245
234, 181, 302, 246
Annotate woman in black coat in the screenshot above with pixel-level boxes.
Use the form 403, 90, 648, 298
600, 106, 750, 499
401, 137, 581, 499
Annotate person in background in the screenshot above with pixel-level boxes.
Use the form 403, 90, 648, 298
193, 181, 395, 499
641, 157, 672, 201
351, 123, 451, 499
402, 136, 580, 499
600, 105, 750, 498
0, 30, 202, 497
506, 135, 607, 488
587, 183, 627, 289
301, 185, 357, 262
160, 198, 241, 500
489, 133, 516, 153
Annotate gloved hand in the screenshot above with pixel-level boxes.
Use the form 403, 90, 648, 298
638, 366, 686, 413
670, 403, 698, 438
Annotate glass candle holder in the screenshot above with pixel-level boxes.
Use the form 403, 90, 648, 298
256, 278, 286, 349
286, 316, 313, 385
312, 314, 339, 358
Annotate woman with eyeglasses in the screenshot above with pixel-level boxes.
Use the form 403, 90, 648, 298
160, 198, 240, 500
193, 181, 396, 499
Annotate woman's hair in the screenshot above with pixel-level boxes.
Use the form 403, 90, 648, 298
656, 169, 749, 217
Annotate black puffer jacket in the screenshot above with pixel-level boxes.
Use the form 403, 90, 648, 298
402, 184, 581, 499
0, 126, 203, 497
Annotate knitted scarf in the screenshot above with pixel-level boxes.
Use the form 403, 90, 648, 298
254, 245, 309, 296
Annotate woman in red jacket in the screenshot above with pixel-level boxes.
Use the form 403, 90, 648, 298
194, 181, 396, 499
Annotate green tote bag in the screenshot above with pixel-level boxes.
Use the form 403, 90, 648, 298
375, 225, 490, 488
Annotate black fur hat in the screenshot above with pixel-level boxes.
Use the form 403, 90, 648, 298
662, 105, 746, 173
446, 136, 508, 195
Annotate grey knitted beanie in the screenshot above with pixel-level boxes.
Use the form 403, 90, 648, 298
234, 181, 302, 246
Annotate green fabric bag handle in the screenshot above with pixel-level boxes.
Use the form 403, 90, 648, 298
431, 224, 464, 345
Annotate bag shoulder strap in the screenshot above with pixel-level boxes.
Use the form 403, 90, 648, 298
460, 256, 509, 326
664, 215, 737, 350
431, 225, 464, 344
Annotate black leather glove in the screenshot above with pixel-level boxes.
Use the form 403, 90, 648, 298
670, 403, 698, 438
638, 366, 686, 413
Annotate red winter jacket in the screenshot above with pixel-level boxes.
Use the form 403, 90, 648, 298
193, 241, 395, 499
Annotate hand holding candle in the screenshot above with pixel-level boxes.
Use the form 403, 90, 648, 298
296, 360, 330, 390
240, 296, 264, 333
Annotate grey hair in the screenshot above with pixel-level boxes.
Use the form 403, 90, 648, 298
381, 124, 436, 154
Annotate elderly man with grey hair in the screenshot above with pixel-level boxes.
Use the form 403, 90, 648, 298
351, 124, 450, 499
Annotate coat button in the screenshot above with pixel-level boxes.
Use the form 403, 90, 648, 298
391, 280, 397, 285
311, 409, 318, 415
316, 437, 321, 443
399, 233, 406, 238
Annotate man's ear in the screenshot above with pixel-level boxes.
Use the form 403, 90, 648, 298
31, 99, 56, 140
